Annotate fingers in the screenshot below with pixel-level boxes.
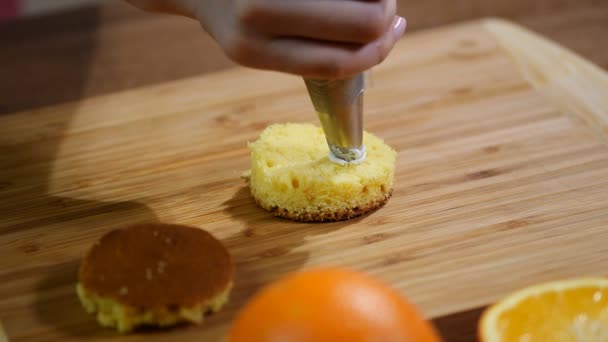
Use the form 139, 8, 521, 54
224, 16, 407, 79
236, 0, 396, 44
124, 0, 199, 19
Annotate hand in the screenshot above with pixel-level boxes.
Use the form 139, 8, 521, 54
126, 0, 406, 79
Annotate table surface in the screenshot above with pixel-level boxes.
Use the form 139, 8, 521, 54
1, 1, 608, 341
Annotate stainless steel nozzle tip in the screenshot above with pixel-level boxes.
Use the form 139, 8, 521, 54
328, 144, 367, 165
304, 73, 365, 163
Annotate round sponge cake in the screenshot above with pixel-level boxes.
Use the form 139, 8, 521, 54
246, 123, 396, 222
76, 223, 234, 333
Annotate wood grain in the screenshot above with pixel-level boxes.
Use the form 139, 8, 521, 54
485, 18, 608, 143
2, 18, 608, 341
1, 1, 607, 114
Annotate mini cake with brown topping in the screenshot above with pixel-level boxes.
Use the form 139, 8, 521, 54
76, 223, 234, 333
245, 123, 397, 222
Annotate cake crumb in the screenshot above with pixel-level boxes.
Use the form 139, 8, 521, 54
119, 286, 128, 296
157, 260, 167, 274
164, 237, 172, 244
145, 268, 153, 280
153, 231, 159, 237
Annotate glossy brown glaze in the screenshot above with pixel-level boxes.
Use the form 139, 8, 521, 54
79, 224, 234, 309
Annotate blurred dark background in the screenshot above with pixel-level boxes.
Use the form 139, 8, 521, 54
1, 0, 607, 115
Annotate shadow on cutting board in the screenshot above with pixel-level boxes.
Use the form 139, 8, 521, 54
1, 112, 160, 335
222, 187, 485, 342
33, 263, 117, 338
31, 186, 372, 339
220, 186, 375, 310
432, 307, 485, 342
0, 5, 160, 340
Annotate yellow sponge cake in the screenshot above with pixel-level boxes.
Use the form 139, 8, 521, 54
246, 123, 396, 222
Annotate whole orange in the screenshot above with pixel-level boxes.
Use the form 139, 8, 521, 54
227, 267, 442, 342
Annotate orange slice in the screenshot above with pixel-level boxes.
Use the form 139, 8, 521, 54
479, 278, 608, 342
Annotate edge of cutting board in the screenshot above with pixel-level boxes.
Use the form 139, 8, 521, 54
483, 18, 608, 144
429, 17, 608, 339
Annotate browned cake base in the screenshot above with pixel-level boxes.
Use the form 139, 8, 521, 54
77, 223, 234, 333
255, 189, 394, 222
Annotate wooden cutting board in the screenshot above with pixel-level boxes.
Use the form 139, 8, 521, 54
1, 18, 608, 341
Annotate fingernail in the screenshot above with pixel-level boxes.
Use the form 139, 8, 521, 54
393, 16, 407, 38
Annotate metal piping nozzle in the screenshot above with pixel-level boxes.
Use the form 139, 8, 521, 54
304, 73, 366, 164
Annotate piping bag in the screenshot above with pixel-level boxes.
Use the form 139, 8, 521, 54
304, 73, 366, 165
